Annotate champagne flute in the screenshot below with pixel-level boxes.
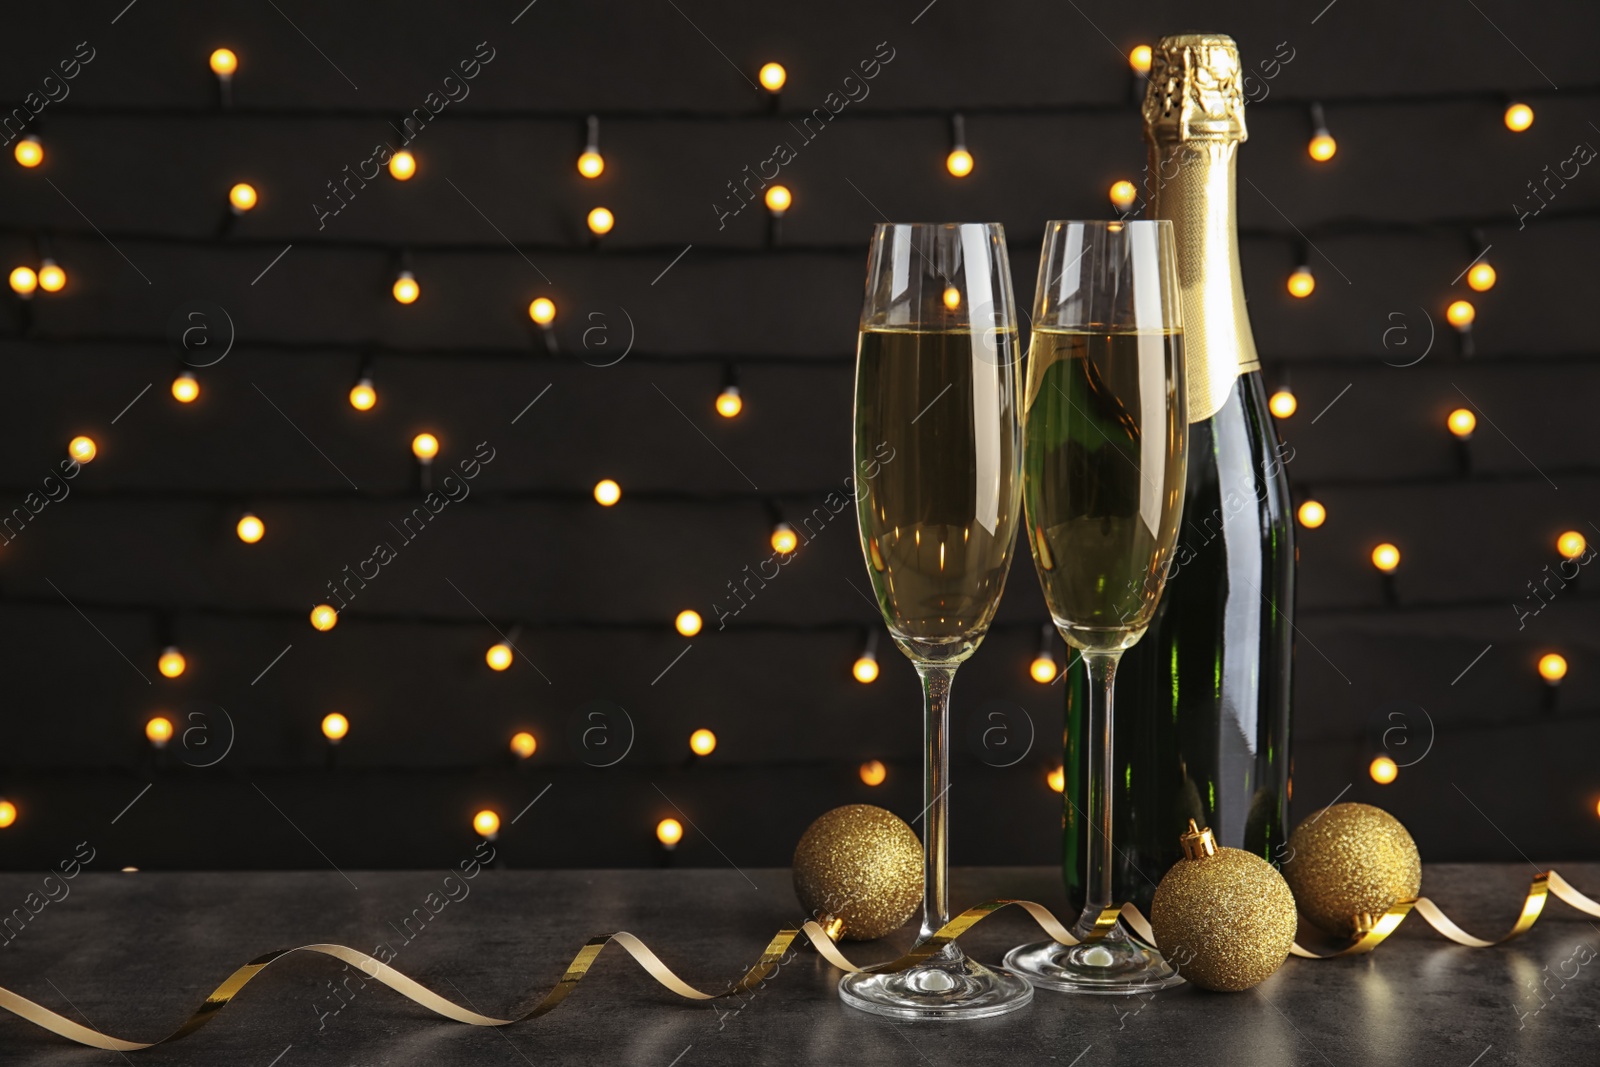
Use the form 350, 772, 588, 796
1003, 220, 1188, 994
839, 222, 1033, 1020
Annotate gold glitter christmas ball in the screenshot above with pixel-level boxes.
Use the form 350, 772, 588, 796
1283, 802, 1421, 937
1151, 821, 1298, 991
792, 804, 922, 941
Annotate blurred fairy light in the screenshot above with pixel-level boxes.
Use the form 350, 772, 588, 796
1447, 408, 1476, 438
758, 62, 786, 93
236, 513, 264, 543
1287, 265, 1315, 298
171, 371, 200, 403
145, 716, 174, 748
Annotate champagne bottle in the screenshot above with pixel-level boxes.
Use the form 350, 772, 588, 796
1061, 34, 1295, 914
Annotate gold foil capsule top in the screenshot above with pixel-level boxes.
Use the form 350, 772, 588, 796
1143, 33, 1248, 143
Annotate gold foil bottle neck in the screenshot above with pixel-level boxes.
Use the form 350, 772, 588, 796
1143, 34, 1248, 144
1143, 31, 1260, 421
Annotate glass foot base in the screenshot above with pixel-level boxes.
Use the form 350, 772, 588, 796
838, 954, 1034, 1020
1003, 929, 1184, 995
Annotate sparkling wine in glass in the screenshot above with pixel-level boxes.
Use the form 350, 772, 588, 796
839, 222, 1033, 1020
1003, 219, 1189, 994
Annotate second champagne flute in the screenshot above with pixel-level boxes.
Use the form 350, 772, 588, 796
840, 222, 1033, 1020
1004, 220, 1189, 994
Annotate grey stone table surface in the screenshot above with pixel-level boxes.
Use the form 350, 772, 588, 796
1, 865, 1597, 1066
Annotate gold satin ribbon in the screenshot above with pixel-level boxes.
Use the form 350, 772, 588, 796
1, 876, 1592, 1051
1289, 869, 1600, 958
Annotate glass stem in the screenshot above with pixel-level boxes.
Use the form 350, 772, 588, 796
1081, 650, 1122, 928
915, 663, 959, 958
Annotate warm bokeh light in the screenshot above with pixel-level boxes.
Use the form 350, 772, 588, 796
1446, 299, 1475, 328
1371, 543, 1401, 573
593, 478, 621, 506
412, 432, 439, 461
209, 48, 237, 76
349, 379, 377, 411
675, 610, 703, 637
37, 261, 65, 292
10, 266, 37, 295
1129, 44, 1153, 73
171, 371, 200, 403
0, 800, 15, 828
859, 759, 887, 786
1030, 654, 1058, 684
528, 297, 557, 325
1447, 408, 1477, 438
1467, 262, 1496, 292
577, 150, 604, 178
1557, 530, 1587, 560
758, 62, 787, 92
716, 385, 743, 418
321, 712, 349, 742
1268, 389, 1297, 419
1297, 500, 1327, 529
236, 513, 264, 544
14, 135, 42, 168
229, 182, 257, 212
486, 642, 513, 671
158, 647, 186, 679
310, 604, 339, 631
1539, 653, 1568, 683
146, 716, 174, 746
764, 185, 791, 215
770, 523, 797, 555
68, 435, 97, 463
473, 809, 500, 837
689, 728, 717, 756
1369, 755, 1398, 785
510, 731, 537, 759
392, 271, 419, 304
1287, 266, 1315, 298
946, 148, 973, 178
656, 818, 684, 847
388, 149, 416, 180
942, 286, 962, 311
1308, 132, 1337, 161
587, 207, 614, 235
1504, 102, 1534, 132
1109, 179, 1138, 210
1048, 766, 1065, 793
852, 652, 879, 684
